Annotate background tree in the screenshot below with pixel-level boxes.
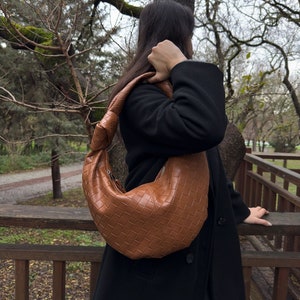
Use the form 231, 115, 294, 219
0, 0, 117, 197
193, 0, 299, 152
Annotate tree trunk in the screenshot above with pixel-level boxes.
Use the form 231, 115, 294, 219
51, 149, 63, 199
218, 123, 246, 180
176, 0, 194, 11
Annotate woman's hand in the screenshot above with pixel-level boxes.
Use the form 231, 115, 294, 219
243, 206, 272, 226
147, 40, 187, 83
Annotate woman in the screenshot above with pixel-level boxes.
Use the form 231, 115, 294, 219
93, 1, 270, 299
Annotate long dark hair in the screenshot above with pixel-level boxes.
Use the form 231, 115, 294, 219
109, 0, 194, 100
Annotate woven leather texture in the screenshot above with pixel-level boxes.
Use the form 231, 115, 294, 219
82, 72, 209, 259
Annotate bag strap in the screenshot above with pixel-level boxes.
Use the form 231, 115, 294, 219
90, 72, 172, 151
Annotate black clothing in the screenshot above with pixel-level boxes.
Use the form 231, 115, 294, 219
93, 61, 250, 300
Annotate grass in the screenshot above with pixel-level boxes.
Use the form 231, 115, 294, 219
0, 187, 105, 247
18, 187, 88, 207
265, 158, 300, 170
0, 150, 86, 174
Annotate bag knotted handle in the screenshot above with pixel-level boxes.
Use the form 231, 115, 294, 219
90, 72, 172, 151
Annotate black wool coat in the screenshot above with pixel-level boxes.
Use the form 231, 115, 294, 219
93, 61, 250, 300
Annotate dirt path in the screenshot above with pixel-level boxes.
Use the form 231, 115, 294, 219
0, 163, 83, 204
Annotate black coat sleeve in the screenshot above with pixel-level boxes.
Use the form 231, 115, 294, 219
227, 180, 250, 224
120, 61, 227, 157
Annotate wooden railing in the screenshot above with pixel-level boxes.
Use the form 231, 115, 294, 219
235, 151, 300, 299
0, 205, 101, 300
0, 152, 299, 299
0, 205, 299, 300
235, 151, 300, 251
235, 151, 300, 217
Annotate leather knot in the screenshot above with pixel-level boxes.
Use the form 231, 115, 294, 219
90, 111, 118, 151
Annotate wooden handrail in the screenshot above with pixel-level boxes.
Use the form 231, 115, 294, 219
242, 251, 300, 268
247, 171, 300, 206
235, 152, 300, 212
0, 244, 104, 262
244, 153, 300, 186
0, 204, 300, 235
0, 204, 96, 231
253, 152, 300, 161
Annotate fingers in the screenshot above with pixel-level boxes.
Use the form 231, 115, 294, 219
253, 217, 272, 227
147, 40, 187, 83
250, 206, 269, 217
147, 73, 166, 84
244, 206, 272, 226
244, 215, 272, 226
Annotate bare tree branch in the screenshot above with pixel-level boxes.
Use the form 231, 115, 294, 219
0, 86, 82, 113
0, 133, 88, 145
95, 0, 142, 18
264, 0, 300, 26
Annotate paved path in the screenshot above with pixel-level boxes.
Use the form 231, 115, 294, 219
0, 163, 83, 204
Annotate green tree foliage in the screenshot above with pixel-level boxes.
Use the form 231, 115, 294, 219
0, 0, 123, 159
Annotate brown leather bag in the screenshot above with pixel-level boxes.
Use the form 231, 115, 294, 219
82, 72, 209, 259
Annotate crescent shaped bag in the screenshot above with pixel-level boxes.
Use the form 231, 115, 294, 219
82, 72, 209, 259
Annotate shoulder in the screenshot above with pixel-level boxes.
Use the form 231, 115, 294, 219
126, 81, 168, 107
171, 60, 223, 79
